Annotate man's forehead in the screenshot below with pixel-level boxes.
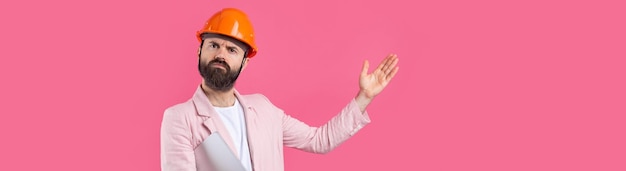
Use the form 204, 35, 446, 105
204, 37, 233, 44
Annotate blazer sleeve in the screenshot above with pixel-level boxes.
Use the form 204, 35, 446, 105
277, 97, 372, 154
161, 107, 196, 171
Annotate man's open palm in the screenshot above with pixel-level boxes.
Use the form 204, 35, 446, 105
359, 54, 400, 99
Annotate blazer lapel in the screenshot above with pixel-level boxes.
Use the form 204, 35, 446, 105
192, 86, 240, 159
234, 90, 259, 167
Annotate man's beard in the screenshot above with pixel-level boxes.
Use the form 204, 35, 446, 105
198, 59, 241, 92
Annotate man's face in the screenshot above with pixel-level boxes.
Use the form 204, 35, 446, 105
198, 36, 249, 92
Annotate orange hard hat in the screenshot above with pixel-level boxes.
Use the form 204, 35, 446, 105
196, 8, 258, 58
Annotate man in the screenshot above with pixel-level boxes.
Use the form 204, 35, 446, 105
160, 8, 399, 171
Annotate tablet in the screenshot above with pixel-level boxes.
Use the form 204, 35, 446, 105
194, 132, 247, 171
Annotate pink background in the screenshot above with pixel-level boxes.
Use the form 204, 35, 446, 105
1, 0, 625, 170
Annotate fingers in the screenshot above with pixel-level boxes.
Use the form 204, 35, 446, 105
382, 55, 397, 73
386, 66, 399, 81
382, 54, 399, 81
361, 60, 370, 77
380, 54, 397, 73
368, 54, 399, 79
375, 54, 392, 72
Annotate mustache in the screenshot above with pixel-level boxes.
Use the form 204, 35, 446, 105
208, 59, 230, 69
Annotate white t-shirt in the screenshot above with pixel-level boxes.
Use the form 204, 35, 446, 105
213, 99, 253, 171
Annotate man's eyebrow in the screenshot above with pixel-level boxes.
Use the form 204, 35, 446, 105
225, 45, 241, 51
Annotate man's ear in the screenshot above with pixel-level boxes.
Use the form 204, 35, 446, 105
198, 40, 204, 58
197, 47, 201, 58
241, 57, 250, 71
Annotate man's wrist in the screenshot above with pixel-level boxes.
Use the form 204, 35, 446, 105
355, 91, 373, 113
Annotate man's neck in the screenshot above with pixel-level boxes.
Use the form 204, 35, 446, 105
200, 84, 236, 107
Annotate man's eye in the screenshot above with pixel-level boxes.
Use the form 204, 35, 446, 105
210, 44, 218, 48
229, 48, 238, 53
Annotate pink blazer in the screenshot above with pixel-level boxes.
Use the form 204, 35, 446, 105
160, 86, 371, 171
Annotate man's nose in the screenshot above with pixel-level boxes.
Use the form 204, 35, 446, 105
214, 46, 228, 60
